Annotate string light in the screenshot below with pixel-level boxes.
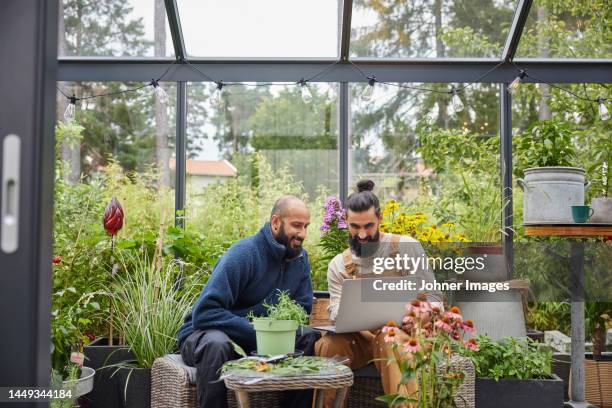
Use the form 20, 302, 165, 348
298, 78, 313, 103
215, 81, 224, 108
360, 76, 376, 101
598, 97, 610, 121
56, 58, 609, 123
63, 95, 78, 122
450, 88, 464, 113
507, 70, 527, 94
150, 79, 169, 104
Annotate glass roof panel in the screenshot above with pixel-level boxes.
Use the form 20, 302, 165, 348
350, 0, 517, 58
58, 0, 174, 57
515, 0, 612, 58
178, 0, 340, 58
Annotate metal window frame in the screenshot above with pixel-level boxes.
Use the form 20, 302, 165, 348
56, 0, 612, 253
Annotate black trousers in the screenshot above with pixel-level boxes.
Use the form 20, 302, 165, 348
180, 327, 321, 408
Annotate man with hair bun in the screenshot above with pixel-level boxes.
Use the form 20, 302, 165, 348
315, 180, 442, 407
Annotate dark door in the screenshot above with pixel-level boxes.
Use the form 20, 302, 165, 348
0, 0, 58, 399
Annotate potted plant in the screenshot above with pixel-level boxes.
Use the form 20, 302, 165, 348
459, 335, 563, 408
51, 289, 100, 404
250, 290, 309, 356
515, 119, 589, 224
582, 302, 612, 407
377, 300, 476, 407
110, 249, 198, 408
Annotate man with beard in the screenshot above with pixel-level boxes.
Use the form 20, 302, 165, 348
177, 196, 319, 408
315, 180, 442, 407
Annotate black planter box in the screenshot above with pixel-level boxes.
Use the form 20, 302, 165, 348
551, 353, 571, 401
475, 374, 563, 408
115, 367, 151, 408
80, 337, 135, 408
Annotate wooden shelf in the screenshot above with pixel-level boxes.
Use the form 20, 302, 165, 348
524, 224, 612, 237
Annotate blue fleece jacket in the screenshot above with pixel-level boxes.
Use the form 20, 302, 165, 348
177, 223, 313, 352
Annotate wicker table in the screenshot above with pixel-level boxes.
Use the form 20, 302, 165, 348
223, 357, 354, 408
525, 223, 612, 408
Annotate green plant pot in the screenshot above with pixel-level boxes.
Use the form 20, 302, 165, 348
253, 319, 298, 356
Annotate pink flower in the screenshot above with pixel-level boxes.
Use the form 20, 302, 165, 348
461, 320, 476, 334
464, 338, 479, 351
402, 314, 416, 325
444, 309, 462, 323
382, 321, 397, 334
435, 318, 453, 333
405, 299, 423, 314
383, 327, 397, 343
403, 338, 421, 353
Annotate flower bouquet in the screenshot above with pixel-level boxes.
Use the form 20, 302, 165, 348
378, 296, 478, 407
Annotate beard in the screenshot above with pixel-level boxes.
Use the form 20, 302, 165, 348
349, 231, 381, 257
274, 221, 304, 259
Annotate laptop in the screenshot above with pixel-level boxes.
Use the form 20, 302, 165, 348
314, 277, 415, 333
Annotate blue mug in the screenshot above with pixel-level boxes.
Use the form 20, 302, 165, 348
571, 205, 594, 223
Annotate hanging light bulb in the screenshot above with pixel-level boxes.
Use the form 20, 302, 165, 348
63, 95, 77, 123
598, 97, 610, 121
450, 88, 464, 113
215, 81, 224, 108
150, 79, 169, 104
361, 76, 376, 101
468, 107, 476, 122
426, 102, 439, 123
298, 79, 313, 103
507, 70, 527, 94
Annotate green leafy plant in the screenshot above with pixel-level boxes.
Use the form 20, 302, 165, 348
249, 290, 309, 325
50, 362, 81, 408
526, 301, 571, 335
51, 289, 102, 378
221, 356, 340, 376
514, 119, 577, 176
111, 251, 201, 368
459, 335, 552, 381
585, 302, 612, 360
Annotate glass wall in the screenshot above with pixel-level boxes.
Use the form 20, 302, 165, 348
350, 0, 517, 58
516, 0, 612, 58
183, 82, 339, 289
177, 0, 340, 58
350, 81, 501, 243
58, 0, 174, 57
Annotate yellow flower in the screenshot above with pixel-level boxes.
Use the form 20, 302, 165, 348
442, 222, 456, 229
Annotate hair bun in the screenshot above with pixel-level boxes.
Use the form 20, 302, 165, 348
356, 179, 375, 192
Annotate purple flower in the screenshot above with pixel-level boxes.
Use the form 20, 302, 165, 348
321, 196, 347, 234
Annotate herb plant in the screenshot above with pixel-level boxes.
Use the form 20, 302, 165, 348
459, 335, 552, 381
249, 290, 309, 325
514, 119, 577, 176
